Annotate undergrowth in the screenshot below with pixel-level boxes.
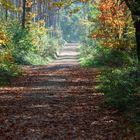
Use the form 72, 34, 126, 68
0, 19, 65, 86
79, 39, 140, 130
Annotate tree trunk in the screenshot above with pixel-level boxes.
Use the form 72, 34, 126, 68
5, 9, 8, 20
135, 21, 140, 63
22, 0, 26, 29
123, 0, 140, 63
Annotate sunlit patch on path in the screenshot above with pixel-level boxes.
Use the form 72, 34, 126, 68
0, 44, 135, 140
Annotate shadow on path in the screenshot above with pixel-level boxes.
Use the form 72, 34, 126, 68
0, 44, 136, 140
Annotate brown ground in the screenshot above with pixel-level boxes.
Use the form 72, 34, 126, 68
0, 44, 137, 140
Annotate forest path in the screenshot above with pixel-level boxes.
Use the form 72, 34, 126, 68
0, 44, 134, 139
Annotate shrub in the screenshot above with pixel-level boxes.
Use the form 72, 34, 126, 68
0, 19, 65, 86
79, 39, 137, 67
96, 66, 140, 110
0, 49, 20, 85
2, 19, 65, 65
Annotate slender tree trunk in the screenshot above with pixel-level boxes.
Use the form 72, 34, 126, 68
5, 9, 8, 20
135, 21, 140, 63
22, 0, 26, 29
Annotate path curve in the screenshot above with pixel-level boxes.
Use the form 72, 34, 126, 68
0, 44, 135, 140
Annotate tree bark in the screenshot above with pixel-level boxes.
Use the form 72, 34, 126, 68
135, 21, 140, 63
5, 9, 8, 20
123, 0, 140, 63
22, 0, 26, 29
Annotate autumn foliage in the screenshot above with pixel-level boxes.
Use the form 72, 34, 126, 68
91, 0, 135, 49
0, 27, 9, 46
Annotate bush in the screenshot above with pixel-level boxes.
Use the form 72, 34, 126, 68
1, 19, 65, 65
0, 63, 20, 85
79, 38, 137, 68
96, 66, 140, 110
0, 49, 20, 85
0, 19, 65, 86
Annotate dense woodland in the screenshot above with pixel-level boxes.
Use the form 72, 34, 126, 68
0, 0, 140, 138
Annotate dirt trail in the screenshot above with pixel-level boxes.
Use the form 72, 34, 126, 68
0, 44, 136, 140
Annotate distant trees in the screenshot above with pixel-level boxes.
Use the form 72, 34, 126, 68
1, 0, 140, 62
0, 0, 61, 30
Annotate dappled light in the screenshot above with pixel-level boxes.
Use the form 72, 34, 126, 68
0, 45, 137, 139
0, 0, 140, 139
